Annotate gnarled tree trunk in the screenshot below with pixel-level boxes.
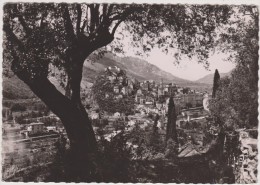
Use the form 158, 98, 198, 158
16, 71, 98, 180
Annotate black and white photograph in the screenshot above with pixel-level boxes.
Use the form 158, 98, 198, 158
1, 0, 259, 183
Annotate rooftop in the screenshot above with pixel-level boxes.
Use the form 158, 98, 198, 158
29, 122, 44, 126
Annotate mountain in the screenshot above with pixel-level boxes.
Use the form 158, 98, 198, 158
83, 53, 191, 84
195, 71, 232, 84
2, 76, 35, 99
3, 53, 212, 100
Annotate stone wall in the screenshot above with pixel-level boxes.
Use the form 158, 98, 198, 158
234, 130, 258, 183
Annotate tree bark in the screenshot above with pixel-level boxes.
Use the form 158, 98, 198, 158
24, 76, 97, 149
15, 73, 98, 180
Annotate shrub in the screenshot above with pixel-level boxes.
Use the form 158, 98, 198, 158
11, 103, 27, 112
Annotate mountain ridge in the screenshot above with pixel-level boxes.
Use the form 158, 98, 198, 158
3, 54, 212, 99
84, 53, 192, 84
194, 71, 232, 84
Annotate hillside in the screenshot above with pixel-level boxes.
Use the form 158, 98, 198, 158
195, 71, 232, 84
3, 54, 212, 100
83, 53, 191, 84
2, 76, 35, 99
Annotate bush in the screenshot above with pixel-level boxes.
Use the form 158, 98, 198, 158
11, 103, 27, 112
97, 131, 133, 182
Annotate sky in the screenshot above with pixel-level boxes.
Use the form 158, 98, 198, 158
144, 48, 236, 81
114, 22, 237, 81
122, 47, 236, 81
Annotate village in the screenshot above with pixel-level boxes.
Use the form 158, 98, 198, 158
2, 65, 257, 182
2, 2, 259, 183
2, 65, 211, 172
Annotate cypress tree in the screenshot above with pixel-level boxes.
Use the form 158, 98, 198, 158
166, 97, 178, 144
212, 69, 220, 98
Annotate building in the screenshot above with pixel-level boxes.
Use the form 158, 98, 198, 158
121, 86, 128, 95
2, 107, 12, 121
137, 89, 142, 95
114, 86, 120, 94
27, 122, 44, 135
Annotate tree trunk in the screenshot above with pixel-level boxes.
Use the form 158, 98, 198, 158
17, 75, 98, 181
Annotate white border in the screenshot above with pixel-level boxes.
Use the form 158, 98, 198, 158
0, 0, 259, 185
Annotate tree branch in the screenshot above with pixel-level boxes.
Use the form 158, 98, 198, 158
107, 4, 114, 16
40, 11, 48, 30
81, 6, 89, 33
17, 15, 31, 34
76, 4, 82, 36
94, 4, 100, 27
12, 5, 31, 35
111, 8, 133, 36
3, 21, 25, 51
112, 19, 124, 36
62, 4, 76, 43
102, 4, 108, 18
89, 4, 95, 33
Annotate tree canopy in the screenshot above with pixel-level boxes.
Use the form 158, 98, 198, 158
92, 69, 135, 114
212, 69, 220, 98
3, 4, 235, 85
209, 6, 258, 129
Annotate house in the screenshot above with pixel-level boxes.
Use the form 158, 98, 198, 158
118, 76, 124, 83
46, 126, 57, 132
128, 81, 134, 90
121, 86, 128, 95
114, 86, 120, 94
20, 130, 29, 138
27, 122, 44, 135
168, 83, 177, 96
108, 75, 117, 82
137, 89, 142, 95
177, 87, 183, 94
163, 85, 169, 95
145, 96, 155, 105
114, 112, 121, 118
139, 96, 146, 104
158, 86, 164, 97
2, 107, 11, 120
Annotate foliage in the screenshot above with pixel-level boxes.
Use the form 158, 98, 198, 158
2, 3, 257, 182
3, 3, 238, 94
11, 103, 27, 112
185, 102, 192, 109
92, 72, 135, 114
46, 134, 67, 182
209, 67, 258, 129
3, 2, 241, 146
209, 6, 258, 129
166, 97, 178, 143
97, 131, 133, 182
165, 138, 178, 159
212, 69, 220, 98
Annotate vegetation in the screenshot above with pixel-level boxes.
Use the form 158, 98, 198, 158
3, 3, 257, 181
209, 6, 258, 129
11, 103, 27, 112
212, 69, 220, 98
166, 97, 178, 145
92, 71, 135, 114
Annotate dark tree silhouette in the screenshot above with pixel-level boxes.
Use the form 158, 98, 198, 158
92, 71, 135, 114
2, 3, 243, 180
212, 69, 220, 98
166, 97, 178, 144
